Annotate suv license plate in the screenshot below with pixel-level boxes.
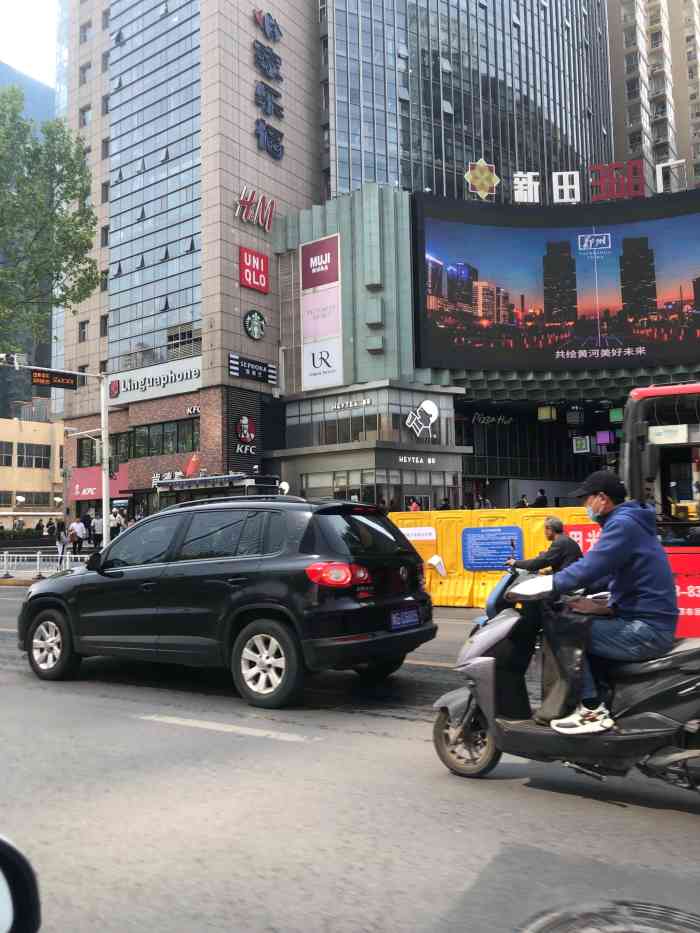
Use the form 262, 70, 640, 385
390, 608, 420, 631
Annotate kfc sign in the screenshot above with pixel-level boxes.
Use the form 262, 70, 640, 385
235, 415, 257, 455
239, 246, 270, 294
301, 234, 340, 289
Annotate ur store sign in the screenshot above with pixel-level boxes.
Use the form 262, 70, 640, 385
239, 246, 270, 294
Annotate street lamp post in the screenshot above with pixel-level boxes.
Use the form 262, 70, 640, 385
0, 357, 110, 528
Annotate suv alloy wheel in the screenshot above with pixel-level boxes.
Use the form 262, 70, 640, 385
27, 609, 82, 681
231, 619, 305, 709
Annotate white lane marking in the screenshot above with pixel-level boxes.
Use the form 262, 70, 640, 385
405, 659, 455, 670
138, 714, 316, 743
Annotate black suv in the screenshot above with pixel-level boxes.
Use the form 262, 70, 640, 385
17, 498, 436, 707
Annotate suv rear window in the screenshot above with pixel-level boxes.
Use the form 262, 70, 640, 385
313, 509, 414, 557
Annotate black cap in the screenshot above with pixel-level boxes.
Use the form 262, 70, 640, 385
570, 470, 627, 501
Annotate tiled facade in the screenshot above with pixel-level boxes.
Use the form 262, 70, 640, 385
607, 0, 700, 190
61, 0, 320, 513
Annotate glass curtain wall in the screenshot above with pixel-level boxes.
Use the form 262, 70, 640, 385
107, 0, 202, 374
325, 0, 613, 201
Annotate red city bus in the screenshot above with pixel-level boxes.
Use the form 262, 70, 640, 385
620, 382, 700, 638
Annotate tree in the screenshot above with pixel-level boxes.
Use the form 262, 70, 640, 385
0, 86, 99, 352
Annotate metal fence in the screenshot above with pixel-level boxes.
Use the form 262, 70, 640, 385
0, 550, 91, 579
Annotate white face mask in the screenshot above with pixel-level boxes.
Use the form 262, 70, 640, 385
586, 505, 597, 522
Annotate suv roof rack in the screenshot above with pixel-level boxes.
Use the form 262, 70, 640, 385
162, 494, 307, 511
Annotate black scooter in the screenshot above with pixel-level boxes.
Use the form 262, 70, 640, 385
433, 570, 700, 791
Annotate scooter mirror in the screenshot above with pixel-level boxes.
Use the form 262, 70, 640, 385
426, 554, 447, 578
506, 574, 554, 601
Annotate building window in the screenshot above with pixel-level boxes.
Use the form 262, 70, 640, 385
16, 492, 51, 507
102, 50, 109, 73
166, 327, 201, 360
101, 181, 110, 203
101, 137, 110, 159
99, 360, 107, 373
77, 437, 96, 467
0, 492, 12, 506
78, 365, 88, 387
79, 62, 92, 85
102, 7, 110, 28
100, 270, 109, 293
116, 418, 200, 462
0, 442, 12, 467
100, 313, 109, 335
626, 78, 640, 101
101, 94, 110, 116
78, 320, 88, 342
17, 444, 51, 469
79, 105, 92, 128
79, 20, 92, 43
100, 225, 109, 247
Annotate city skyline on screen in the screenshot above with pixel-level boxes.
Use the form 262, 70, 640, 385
425, 213, 700, 319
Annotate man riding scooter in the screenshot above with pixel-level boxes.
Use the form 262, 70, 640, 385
549, 470, 678, 736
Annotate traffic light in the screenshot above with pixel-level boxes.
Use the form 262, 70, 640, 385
0, 353, 19, 370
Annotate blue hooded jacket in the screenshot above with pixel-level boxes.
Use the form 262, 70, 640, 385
553, 501, 678, 637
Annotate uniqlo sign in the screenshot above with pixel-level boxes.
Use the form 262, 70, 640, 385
239, 246, 270, 294
301, 234, 340, 290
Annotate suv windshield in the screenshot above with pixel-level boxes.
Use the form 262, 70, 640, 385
314, 509, 414, 557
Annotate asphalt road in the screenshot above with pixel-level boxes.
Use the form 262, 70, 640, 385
1, 592, 699, 933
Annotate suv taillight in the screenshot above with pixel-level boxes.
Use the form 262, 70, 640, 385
306, 562, 373, 588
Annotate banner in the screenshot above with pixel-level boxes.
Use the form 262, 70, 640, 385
300, 234, 343, 391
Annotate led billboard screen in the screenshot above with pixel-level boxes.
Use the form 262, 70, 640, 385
413, 191, 700, 372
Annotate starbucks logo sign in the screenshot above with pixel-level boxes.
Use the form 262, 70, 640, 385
243, 309, 266, 341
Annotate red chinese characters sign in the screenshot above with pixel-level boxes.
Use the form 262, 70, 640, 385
590, 159, 645, 202
564, 523, 601, 555
239, 246, 269, 294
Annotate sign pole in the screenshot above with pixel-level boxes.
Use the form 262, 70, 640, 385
99, 376, 110, 535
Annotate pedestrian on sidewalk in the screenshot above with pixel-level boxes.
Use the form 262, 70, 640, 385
53, 519, 67, 563
83, 509, 94, 545
69, 516, 87, 555
109, 508, 120, 540
92, 515, 104, 551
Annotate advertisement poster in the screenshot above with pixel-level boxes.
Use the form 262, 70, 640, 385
414, 190, 700, 372
300, 234, 343, 391
462, 526, 524, 570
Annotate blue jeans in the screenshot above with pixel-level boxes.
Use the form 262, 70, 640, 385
582, 617, 675, 700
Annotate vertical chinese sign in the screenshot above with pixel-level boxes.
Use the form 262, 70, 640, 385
299, 234, 343, 391
252, 10, 285, 161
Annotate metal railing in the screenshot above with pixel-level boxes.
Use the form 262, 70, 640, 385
0, 551, 91, 579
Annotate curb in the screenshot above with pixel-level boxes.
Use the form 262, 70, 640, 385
0, 579, 31, 587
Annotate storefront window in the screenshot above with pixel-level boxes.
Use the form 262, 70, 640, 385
148, 424, 163, 457
163, 422, 177, 454
132, 425, 148, 459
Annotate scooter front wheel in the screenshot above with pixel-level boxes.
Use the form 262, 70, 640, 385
433, 707, 502, 778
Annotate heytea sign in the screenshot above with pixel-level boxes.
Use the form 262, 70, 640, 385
108, 357, 202, 406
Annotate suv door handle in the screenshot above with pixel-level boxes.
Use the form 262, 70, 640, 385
139, 582, 157, 592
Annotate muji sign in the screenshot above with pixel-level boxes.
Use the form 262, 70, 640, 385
239, 246, 270, 294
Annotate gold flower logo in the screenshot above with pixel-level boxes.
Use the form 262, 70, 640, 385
465, 159, 501, 200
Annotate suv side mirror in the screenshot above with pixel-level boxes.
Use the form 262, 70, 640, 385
86, 552, 102, 572
0, 836, 41, 933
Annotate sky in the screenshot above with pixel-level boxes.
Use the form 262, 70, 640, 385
426, 213, 700, 318
0, 0, 59, 88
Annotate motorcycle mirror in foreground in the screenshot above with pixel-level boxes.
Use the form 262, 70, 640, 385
0, 837, 41, 933
426, 554, 447, 578
506, 574, 554, 602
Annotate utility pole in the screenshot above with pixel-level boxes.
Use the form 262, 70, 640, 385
0, 356, 110, 527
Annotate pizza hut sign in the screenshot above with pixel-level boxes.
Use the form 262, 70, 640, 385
239, 246, 270, 294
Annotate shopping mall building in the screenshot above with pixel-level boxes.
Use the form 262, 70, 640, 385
59, 0, 700, 514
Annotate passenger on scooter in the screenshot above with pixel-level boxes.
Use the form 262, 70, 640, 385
549, 470, 678, 736
506, 517, 582, 574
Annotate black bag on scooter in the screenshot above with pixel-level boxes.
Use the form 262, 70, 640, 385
535, 603, 593, 724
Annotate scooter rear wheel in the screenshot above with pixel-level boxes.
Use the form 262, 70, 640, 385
433, 707, 502, 778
